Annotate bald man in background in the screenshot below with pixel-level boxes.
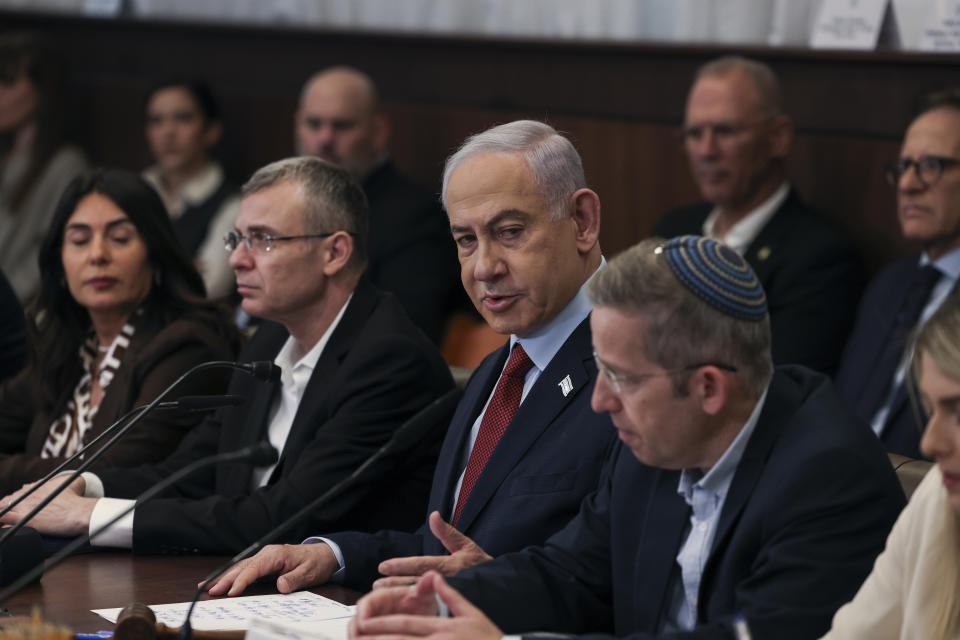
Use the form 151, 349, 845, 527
295, 66, 462, 343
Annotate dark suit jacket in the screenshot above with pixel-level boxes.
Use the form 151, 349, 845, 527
363, 161, 464, 344
327, 316, 619, 591
450, 366, 906, 640
97, 279, 454, 554
655, 190, 865, 375
835, 254, 930, 458
0, 308, 237, 496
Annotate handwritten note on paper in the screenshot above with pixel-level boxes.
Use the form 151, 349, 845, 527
91, 592, 355, 631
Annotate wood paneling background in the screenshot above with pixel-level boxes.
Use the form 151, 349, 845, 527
6, 10, 960, 271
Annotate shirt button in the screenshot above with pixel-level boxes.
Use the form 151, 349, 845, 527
698, 522, 708, 532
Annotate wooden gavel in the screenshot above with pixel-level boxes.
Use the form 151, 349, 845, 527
114, 604, 244, 640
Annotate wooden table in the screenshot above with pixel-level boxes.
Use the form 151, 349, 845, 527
2, 553, 360, 632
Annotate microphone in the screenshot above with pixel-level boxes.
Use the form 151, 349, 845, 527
177, 387, 464, 640
0, 360, 277, 549
0, 441, 278, 604
158, 395, 247, 414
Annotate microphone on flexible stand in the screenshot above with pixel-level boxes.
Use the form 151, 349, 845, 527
0, 360, 277, 549
177, 387, 463, 640
0, 441, 279, 605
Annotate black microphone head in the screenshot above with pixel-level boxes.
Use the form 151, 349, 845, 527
245, 442, 279, 467
248, 361, 281, 382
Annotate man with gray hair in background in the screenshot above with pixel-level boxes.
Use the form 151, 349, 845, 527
0, 156, 454, 554
294, 66, 461, 343
346, 235, 905, 640
655, 55, 864, 376
205, 119, 619, 597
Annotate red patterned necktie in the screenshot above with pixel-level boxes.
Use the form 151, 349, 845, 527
453, 344, 534, 525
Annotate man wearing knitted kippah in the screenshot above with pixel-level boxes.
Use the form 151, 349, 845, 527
655, 55, 864, 376
348, 235, 905, 640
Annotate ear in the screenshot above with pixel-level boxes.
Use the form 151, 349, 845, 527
202, 121, 224, 148
691, 366, 730, 416
372, 114, 391, 153
569, 188, 601, 255
321, 231, 354, 276
768, 114, 793, 159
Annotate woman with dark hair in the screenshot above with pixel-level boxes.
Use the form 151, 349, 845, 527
0, 32, 88, 303
141, 79, 239, 300
0, 168, 240, 496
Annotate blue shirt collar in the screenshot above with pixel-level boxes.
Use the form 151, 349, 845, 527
920, 246, 960, 281
509, 258, 605, 373
678, 385, 770, 504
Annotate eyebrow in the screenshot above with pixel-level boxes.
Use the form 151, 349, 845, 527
65, 218, 134, 232
450, 208, 531, 234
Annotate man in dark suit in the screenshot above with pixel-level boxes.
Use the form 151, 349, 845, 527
205, 120, 619, 596
837, 89, 960, 459
294, 66, 462, 343
348, 236, 904, 640
655, 55, 863, 375
0, 156, 454, 554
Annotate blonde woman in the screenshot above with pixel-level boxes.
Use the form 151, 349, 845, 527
823, 295, 960, 639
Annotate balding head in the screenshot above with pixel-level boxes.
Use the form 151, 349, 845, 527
294, 66, 389, 180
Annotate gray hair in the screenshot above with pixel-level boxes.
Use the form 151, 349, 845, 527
587, 237, 773, 397
242, 156, 369, 271
441, 120, 586, 220
694, 55, 783, 117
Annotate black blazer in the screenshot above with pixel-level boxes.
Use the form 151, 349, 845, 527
327, 316, 619, 591
363, 161, 463, 344
450, 367, 905, 640
97, 279, 454, 554
836, 254, 933, 458
655, 190, 865, 375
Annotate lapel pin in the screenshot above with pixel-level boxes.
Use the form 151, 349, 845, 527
558, 375, 574, 397
757, 246, 772, 261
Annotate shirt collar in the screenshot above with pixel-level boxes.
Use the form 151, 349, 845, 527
508, 257, 606, 373
701, 182, 790, 255
142, 162, 224, 210
920, 246, 960, 281
678, 384, 770, 503
273, 292, 353, 381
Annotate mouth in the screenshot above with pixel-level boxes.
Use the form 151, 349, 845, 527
481, 293, 519, 312
942, 469, 960, 489
85, 276, 118, 290
235, 283, 258, 296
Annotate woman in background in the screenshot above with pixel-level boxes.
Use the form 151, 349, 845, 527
142, 80, 239, 300
823, 294, 960, 639
0, 33, 88, 303
0, 169, 240, 496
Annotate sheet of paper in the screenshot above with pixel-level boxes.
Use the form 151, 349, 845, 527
810, 0, 893, 49
91, 592, 354, 631
246, 615, 350, 640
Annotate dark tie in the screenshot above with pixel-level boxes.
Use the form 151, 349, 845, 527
452, 344, 534, 525
861, 264, 942, 422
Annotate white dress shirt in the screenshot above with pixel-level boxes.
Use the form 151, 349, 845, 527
701, 182, 789, 255
84, 295, 352, 548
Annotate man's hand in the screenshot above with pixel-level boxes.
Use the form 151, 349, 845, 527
0, 476, 93, 536
205, 543, 340, 596
350, 571, 502, 640
373, 511, 493, 589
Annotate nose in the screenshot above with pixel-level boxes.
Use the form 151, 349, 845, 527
590, 373, 621, 415
472, 240, 506, 283
228, 240, 252, 270
89, 234, 110, 265
920, 412, 952, 461
689, 127, 719, 159
899, 163, 926, 193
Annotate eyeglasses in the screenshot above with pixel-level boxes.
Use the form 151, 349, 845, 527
592, 351, 737, 394
223, 230, 350, 253
884, 155, 960, 188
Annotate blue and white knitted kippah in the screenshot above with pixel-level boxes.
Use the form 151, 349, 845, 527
657, 235, 767, 322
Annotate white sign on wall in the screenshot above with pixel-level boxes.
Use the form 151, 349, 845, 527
810, 0, 900, 48
919, 0, 960, 50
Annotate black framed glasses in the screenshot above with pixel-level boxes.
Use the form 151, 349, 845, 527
223, 230, 352, 253
884, 155, 960, 188
592, 351, 737, 394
